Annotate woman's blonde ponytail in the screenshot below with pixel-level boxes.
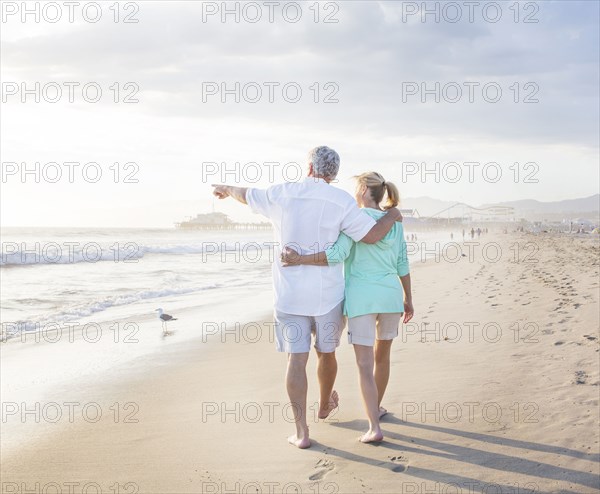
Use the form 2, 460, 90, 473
382, 181, 400, 210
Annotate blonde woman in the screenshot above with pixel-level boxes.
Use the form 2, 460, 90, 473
282, 172, 413, 443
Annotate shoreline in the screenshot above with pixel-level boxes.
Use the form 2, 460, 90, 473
1, 232, 599, 493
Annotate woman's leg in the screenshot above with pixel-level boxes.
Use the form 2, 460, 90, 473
374, 339, 393, 414
353, 344, 383, 443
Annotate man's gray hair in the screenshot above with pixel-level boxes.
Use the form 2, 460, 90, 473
308, 146, 340, 179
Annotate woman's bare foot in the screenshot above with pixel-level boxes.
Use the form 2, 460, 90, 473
359, 429, 384, 443
379, 406, 388, 419
318, 390, 339, 419
288, 434, 311, 449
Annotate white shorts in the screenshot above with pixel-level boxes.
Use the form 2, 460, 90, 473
347, 313, 401, 347
273, 302, 345, 354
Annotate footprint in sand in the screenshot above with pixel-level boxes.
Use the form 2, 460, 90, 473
309, 459, 335, 481
574, 370, 588, 385
388, 455, 409, 473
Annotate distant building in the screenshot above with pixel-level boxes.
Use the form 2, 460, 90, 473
399, 209, 420, 218
428, 203, 515, 222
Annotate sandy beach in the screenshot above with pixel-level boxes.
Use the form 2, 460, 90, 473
2, 232, 599, 494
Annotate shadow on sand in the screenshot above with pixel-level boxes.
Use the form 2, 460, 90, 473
319, 415, 599, 494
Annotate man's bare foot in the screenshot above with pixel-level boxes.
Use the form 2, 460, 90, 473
359, 429, 384, 443
318, 390, 339, 419
379, 406, 388, 419
288, 434, 311, 449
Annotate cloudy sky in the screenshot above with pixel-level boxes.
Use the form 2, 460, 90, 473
1, 0, 598, 227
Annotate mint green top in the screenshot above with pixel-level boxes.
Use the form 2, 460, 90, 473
325, 208, 409, 319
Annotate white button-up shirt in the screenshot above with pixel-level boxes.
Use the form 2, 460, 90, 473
246, 177, 376, 316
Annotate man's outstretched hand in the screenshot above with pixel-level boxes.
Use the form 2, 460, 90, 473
212, 184, 230, 199
211, 184, 248, 205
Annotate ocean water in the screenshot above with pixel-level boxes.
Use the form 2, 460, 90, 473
1, 227, 275, 338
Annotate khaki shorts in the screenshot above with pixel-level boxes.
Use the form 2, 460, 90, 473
347, 313, 401, 347
273, 302, 345, 354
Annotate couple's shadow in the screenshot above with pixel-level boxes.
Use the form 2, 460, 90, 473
312, 414, 599, 494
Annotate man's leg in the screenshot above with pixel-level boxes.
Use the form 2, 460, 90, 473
274, 310, 312, 448
316, 350, 339, 419
286, 352, 311, 449
314, 302, 344, 419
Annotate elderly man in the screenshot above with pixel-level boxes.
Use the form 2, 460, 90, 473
212, 146, 401, 449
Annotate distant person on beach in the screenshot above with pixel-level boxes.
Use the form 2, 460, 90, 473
212, 146, 402, 449
281, 172, 413, 443
462, 229, 465, 240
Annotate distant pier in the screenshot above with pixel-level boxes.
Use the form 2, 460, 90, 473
175, 211, 271, 230
175, 222, 271, 231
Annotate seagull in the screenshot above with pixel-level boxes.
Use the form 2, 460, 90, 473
155, 308, 177, 335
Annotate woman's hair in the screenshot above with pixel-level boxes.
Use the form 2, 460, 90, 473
354, 171, 399, 210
